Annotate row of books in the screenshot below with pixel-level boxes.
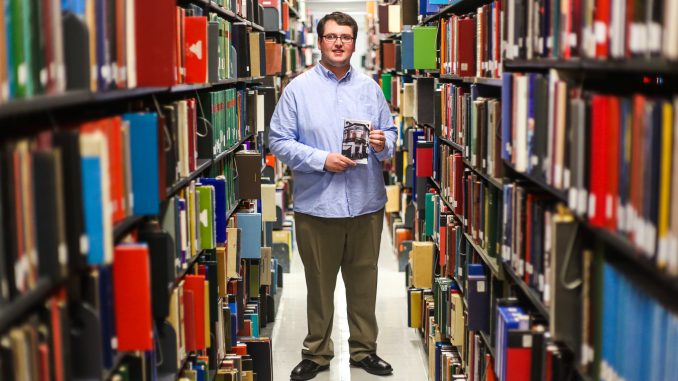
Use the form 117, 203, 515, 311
503, 0, 678, 61
0, 101, 274, 303
0, 222, 279, 381
439, 0, 503, 78
377, 1, 419, 34
502, 71, 678, 274
406, 274, 580, 381
0, 0, 277, 103
439, 86, 503, 181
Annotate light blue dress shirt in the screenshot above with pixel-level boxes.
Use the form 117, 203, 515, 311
268, 63, 398, 218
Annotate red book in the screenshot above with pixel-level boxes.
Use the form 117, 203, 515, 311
184, 16, 208, 84
629, 95, 646, 244
589, 95, 610, 227
50, 295, 65, 381
80, 117, 125, 222
177, 8, 185, 84
135, 0, 177, 86
265, 41, 282, 75
505, 331, 532, 381
607, 97, 621, 230
439, 221, 447, 267
485, 353, 497, 381
383, 42, 396, 70
259, 0, 279, 9
524, 194, 533, 284
113, 244, 153, 351
281, 2, 289, 31
457, 16, 476, 77
453, 153, 464, 215
594, 0, 611, 58
38, 343, 50, 381
184, 274, 206, 349
446, 222, 457, 278
182, 289, 197, 351
415, 143, 433, 177
378, 4, 389, 34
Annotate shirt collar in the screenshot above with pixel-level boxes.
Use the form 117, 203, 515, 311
316, 62, 353, 82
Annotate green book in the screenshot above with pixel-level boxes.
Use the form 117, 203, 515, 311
381, 73, 392, 101
425, 193, 435, 239
248, 259, 260, 297
197, 185, 216, 250
10, 0, 32, 97
413, 26, 437, 70
487, 186, 497, 259
471, 100, 478, 167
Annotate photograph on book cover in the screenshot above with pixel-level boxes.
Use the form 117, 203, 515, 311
342, 119, 371, 165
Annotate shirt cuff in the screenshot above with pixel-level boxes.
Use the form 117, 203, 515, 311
372, 141, 392, 162
310, 149, 330, 172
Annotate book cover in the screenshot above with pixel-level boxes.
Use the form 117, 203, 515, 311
342, 119, 371, 165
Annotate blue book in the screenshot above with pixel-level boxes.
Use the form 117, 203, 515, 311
81, 157, 104, 265
401, 32, 413, 72
199, 177, 227, 244
237, 213, 262, 259
501, 73, 513, 163
95, 0, 109, 90
123, 113, 160, 216
526, 74, 536, 174
98, 265, 116, 368
496, 306, 529, 381
466, 264, 489, 332
4, 0, 14, 99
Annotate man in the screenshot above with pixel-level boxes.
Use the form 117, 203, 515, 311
268, 11, 398, 381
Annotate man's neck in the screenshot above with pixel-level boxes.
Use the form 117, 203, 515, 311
320, 60, 350, 80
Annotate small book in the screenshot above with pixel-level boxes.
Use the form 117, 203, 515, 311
342, 119, 371, 165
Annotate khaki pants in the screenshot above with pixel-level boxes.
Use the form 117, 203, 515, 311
294, 208, 384, 366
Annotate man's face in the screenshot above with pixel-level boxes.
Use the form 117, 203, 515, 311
319, 20, 355, 69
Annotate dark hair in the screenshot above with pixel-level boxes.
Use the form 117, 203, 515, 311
317, 12, 358, 40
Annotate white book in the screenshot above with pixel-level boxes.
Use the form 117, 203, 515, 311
514, 75, 528, 172
663, 0, 678, 59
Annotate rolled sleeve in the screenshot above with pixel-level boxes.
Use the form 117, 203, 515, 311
268, 86, 329, 173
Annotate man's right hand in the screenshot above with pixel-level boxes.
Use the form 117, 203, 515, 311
324, 153, 357, 172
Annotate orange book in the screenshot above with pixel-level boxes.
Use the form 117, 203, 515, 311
440, 18, 446, 74
184, 275, 206, 349
113, 244, 153, 351
80, 117, 125, 222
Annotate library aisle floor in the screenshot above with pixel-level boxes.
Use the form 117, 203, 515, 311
270, 218, 428, 381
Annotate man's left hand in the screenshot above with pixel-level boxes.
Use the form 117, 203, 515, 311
369, 129, 386, 153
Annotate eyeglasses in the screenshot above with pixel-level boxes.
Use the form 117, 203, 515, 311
322, 34, 355, 44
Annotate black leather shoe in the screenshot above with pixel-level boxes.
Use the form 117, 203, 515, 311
290, 359, 329, 381
349, 353, 393, 376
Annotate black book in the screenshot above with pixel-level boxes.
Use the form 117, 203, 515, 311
232, 23, 251, 78
138, 224, 174, 321
162, 105, 179, 186
32, 150, 67, 279
53, 131, 86, 273
0, 150, 9, 305
415, 78, 435, 126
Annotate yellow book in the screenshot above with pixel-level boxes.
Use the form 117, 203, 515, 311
408, 288, 422, 328
670, 97, 678, 275
385, 185, 400, 212
260, 247, 272, 286
226, 228, 239, 278
410, 242, 434, 289
216, 247, 227, 297
261, 184, 277, 222
658, 101, 673, 268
